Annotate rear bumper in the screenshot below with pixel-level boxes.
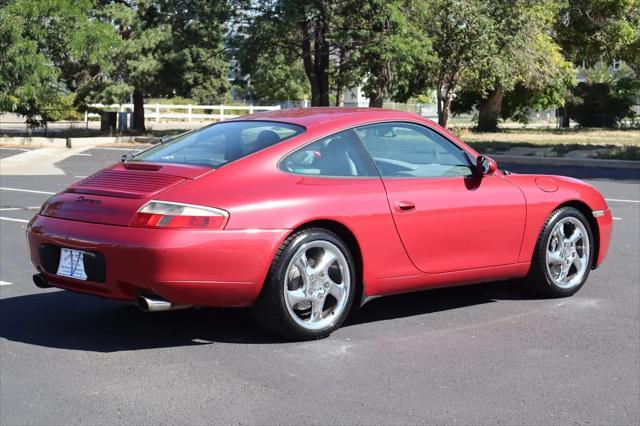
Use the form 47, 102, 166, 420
594, 209, 613, 268
27, 215, 289, 307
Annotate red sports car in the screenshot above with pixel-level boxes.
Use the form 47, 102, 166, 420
27, 108, 612, 340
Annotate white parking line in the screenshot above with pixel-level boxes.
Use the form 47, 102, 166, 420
613, 217, 623, 220
0, 217, 29, 223
0, 187, 55, 195
606, 198, 640, 204
0, 281, 13, 286
93, 147, 140, 151
74, 176, 87, 179
70, 153, 92, 157
0, 148, 29, 151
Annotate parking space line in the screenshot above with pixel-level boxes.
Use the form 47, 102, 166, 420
0, 187, 55, 195
606, 198, 640, 204
71, 153, 92, 157
0, 217, 29, 223
93, 147, 141, 151
0, 281, 13, 286
613, 217, 623, 220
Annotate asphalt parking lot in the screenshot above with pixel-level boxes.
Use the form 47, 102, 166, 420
1, 146, 639, 425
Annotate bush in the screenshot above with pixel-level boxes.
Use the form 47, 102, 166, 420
566, 79, 638, 128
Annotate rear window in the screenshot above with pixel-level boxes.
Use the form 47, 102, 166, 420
132, 121, 305, 168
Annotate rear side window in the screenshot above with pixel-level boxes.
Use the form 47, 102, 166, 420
280, 129, 378, 177
133, 121, 304, 168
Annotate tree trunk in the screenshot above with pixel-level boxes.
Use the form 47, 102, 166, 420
438, 84, 454, 128
300, 20, 320, 106
440, 95, 451, 128
132, 89, 145, 131
300, 15, 331, 107
335, 85, 344, 107
316, 22, 330, 106
369, 93, 384, 108
477, 86, 504, 132
559, 106, 570, 128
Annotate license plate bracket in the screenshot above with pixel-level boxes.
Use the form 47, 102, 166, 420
56, 248, 88, 280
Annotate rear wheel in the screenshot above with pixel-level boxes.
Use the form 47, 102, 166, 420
253, 228, 356, 340
526, 207, 594, 297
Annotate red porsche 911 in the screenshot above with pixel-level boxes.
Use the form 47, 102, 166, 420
27, 108, 612, 340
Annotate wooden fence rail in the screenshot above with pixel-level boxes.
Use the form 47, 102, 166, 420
87, 103, 281, 123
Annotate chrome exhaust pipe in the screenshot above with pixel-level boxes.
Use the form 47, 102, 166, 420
136, 294, 191, 312
33, 273, 51, 289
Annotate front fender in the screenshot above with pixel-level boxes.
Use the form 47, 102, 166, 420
505, 174, 612, 267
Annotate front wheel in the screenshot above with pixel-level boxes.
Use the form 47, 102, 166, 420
526, 207, 594, 297
253, 228, 356, 340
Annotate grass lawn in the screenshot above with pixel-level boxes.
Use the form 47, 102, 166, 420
455, 128, 640, 160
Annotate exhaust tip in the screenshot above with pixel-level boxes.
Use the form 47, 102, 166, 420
33, 274, 51, 289
136, 294, 191, 312
137, 294, 171, 312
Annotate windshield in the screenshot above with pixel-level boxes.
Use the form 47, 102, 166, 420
132, 120, 305, 168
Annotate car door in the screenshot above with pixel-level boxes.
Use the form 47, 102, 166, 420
355, 122, 526, 274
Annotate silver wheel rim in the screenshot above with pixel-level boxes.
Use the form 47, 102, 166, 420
545, 217, 590, 289
283, 240, 351, 331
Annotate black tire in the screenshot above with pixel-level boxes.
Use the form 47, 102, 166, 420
525, 206, 595, 297
253, 228, 357, 341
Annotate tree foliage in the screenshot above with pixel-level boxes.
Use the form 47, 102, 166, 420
234, 0, 434, 107
0, 0, 120, 126
2, 0, 637, 131
556, 0, 640, 72
92, 0, 232, 129
565, 62, 639, 127
447, 0, 574, 131
350, 0, 434, 107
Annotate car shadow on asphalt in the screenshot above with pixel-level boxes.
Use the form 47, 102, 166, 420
0, 281, 538, 352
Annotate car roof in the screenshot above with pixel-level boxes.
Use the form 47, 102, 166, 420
239, 107, 431, 130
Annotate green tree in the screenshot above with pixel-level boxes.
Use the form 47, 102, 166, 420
416, 0, 496, 127
92, 1, 230, 130
0, 0, 120, 126
243, 52, 310, 102
235, 0, 346, 107
556, 0, 640, 72
451, 0, 574, 131
565, 62, 639, 127
351, 0, 434, 107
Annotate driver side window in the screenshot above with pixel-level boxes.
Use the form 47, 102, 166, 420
355, 123, 473, 178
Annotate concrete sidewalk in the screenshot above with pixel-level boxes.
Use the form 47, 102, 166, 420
0, 143, 104, 176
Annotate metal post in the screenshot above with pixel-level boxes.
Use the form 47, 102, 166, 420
220, 105, 225, 121
188, 105, 192, 122
155, 105, 160, 123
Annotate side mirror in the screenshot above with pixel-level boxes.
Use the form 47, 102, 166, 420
477, 155, 497, 175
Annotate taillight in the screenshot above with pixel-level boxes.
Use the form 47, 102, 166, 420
129, 201, 229, 229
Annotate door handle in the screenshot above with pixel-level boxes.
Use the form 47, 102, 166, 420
394, 201, 416, 212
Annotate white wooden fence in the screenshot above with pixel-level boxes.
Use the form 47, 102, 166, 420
87, 103, 281, 123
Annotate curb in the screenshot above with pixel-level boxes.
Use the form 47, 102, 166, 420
492, 154, 640, 170
0, 136, 142, 148
0, 137, 68, 148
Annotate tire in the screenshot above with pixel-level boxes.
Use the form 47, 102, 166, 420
253, 228, 357, 340
525, 207, 595, 297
